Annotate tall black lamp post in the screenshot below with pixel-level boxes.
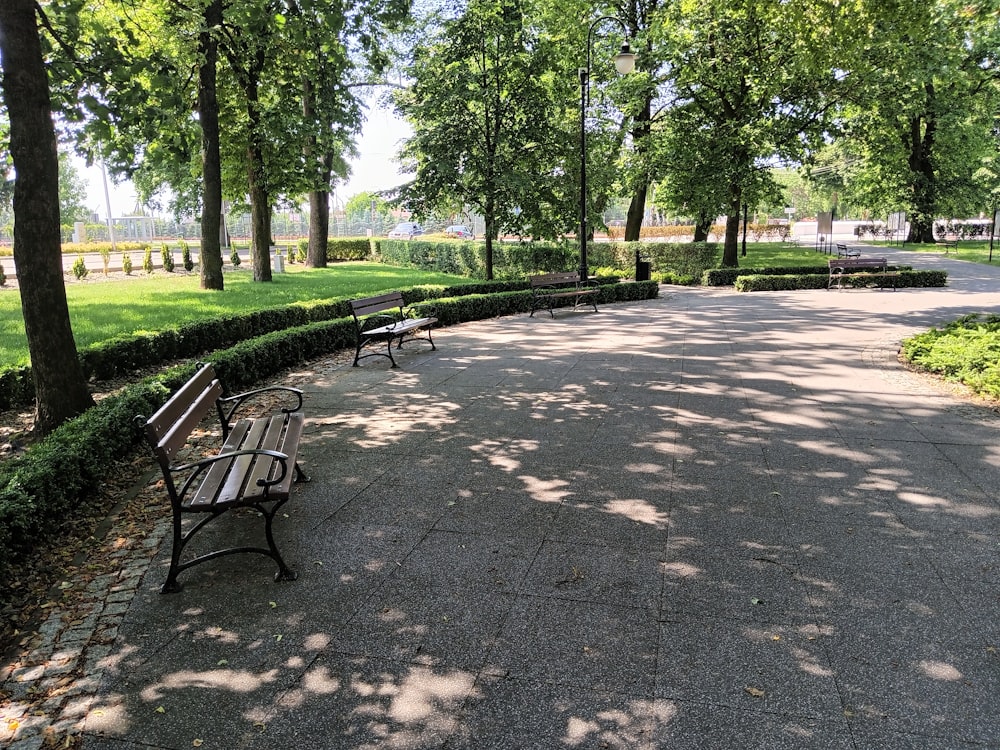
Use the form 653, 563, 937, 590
579, 16, 636, 281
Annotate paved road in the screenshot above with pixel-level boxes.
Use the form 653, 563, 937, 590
3, 246, 998, 749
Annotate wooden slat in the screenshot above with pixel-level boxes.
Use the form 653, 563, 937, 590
243, 416, 288, 497
186, 419, 252, 509
144, 364, 218, 439
351, 292, 404, 317
215, 418, 270, 505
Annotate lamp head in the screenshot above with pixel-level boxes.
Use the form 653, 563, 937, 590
614, 42, 637, 75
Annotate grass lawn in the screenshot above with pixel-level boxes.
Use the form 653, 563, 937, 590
0, 262, 476, 367
722, 242, 830, 267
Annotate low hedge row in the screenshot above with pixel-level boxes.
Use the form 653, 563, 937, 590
0, 280, 658, 599
732, 269, 948, 292
0, 278, 587, 413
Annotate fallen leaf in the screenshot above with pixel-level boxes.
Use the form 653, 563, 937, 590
193, 740, 203, 747
274, 634, 283, 642
155, 706, 166, 714
771, 635, 781, 642
217, 659, 228, 666
269, 601, 277, 608
750, 598, 763, 605
744, 686, 765, 698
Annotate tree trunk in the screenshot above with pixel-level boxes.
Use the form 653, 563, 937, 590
197, 0, 225, 290
721, 183, 742, 267
302, 77, 329, 268
905, 98, 938, 243
245, 77, 272, 281
624, 91, 653, 242
308, 188, 330, 267
248, 150, 272, 282
624, 184, 647, 242
693, 213, 711, 242
0, 0, 94, 435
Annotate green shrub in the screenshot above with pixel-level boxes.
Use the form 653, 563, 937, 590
161, 243, 175, 272
122, 252, 133, 275
181, 240, 194, 272
731, 268, 947, 292
230, 246, 241, 267
901, 314, 1000, 399
99, 246, 111, 276
72, 254, 89, 280
0, 261, 5, 287
143, 245, 154, 274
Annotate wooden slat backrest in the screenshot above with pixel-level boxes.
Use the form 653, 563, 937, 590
350, 292, 404, 319
144, 364, 224, 465
531, 272, 580, 287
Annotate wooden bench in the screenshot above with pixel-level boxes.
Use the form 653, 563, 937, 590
350, 291, 437, 367
836, 243, 861, 258
940, 240, 958, 254
529, 272, 600, 317
138, 362, 308, 593
828, 257, 899, 291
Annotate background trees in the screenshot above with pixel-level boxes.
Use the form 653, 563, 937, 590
394, 0, 559, 279
834, 0, 1000, 242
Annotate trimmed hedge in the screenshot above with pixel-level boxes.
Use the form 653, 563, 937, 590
0, 279, 658, 600
0, 278, 582, 412
294, 237, 373, 261
732, 269, 947, 292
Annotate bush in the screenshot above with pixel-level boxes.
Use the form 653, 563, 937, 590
731, 268, 947, 292
122, 252, 133, 275
161, 243, 175, 272
0, 261, 5, 287
295, 237, 372, 262
181, 240, 194, 272
72, 254, 89, 280
230, 246, 241, 267
901, 314, 1000, 399
143, 245, 154, 274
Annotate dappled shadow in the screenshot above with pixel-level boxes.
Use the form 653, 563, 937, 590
60, 271, 1000, 748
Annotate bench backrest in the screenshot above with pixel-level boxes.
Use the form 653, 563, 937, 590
829, 258, 887, 269
142, 363, 223, 468
530, 272, 580, 287
350, 292, 404, 319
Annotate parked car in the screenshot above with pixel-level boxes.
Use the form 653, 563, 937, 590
388, 221, 423, 239
444, 224, 475, 240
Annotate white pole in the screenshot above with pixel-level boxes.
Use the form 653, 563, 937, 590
101, 161, 117, 252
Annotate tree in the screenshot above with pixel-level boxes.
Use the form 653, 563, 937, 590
395, 0, 560, 278
0, 0, 94, 434
655, 0, 855, 266
838, 0, 1000, 242
57, 153, 90, 223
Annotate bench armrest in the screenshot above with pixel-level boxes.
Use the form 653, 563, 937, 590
172, 448, 291, 499
217, 386, 304, 429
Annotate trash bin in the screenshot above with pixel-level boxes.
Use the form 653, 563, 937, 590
635, 249, 651, 281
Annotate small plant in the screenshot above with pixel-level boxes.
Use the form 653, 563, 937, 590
72, 254, 89, 280
180, 239, 194, 272
122, 252, 133, 275
0, 260, 6, 287
161, 243, 175, 272
230, 246, 241, 267
99, 246, 111, 276
143, 244, 154, 274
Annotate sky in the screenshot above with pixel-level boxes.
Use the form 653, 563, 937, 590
82, 102, 412, 219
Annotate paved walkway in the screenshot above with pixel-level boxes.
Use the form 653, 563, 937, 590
3, 247, 999, 749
